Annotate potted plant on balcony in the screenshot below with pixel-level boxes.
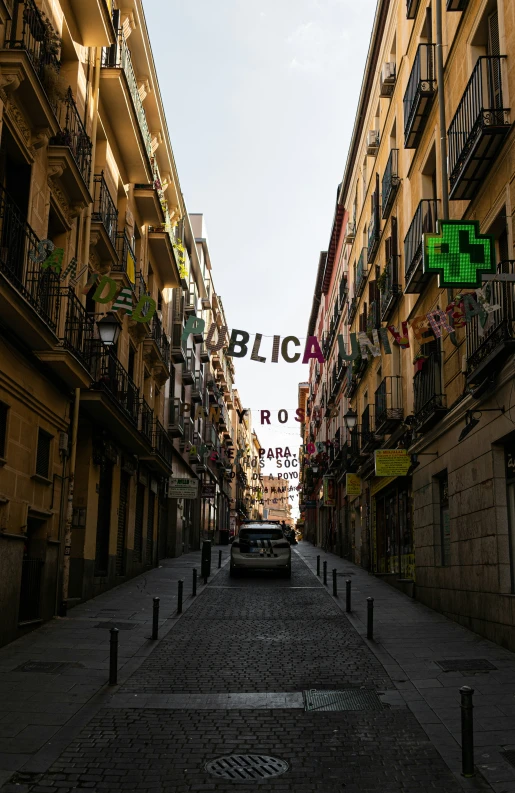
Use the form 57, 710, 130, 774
413, 351, 428, 373
377, 264, 389, 293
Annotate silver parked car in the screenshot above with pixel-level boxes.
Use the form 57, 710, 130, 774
230, 522, 291, 578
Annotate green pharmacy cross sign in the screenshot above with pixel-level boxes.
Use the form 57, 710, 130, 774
423, 220, 496, 288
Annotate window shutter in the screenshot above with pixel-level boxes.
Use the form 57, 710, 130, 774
36, 430, 51, 478
488, 10, 500, 56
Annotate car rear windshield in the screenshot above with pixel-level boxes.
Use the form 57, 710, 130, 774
239, 529, 283, 541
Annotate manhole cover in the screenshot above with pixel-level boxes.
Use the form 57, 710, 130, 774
205, 754, 289, 782
94, 621, 137, 630
304, 689, 384, 712
436, 659, 497, 672
13, 661, 83, 674
502, 750, 515, 769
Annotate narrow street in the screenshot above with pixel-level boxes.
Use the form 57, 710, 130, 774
2, 546, 514, 793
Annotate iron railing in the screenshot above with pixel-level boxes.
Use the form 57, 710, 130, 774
169, 397, 184, 436
51, 88, 92, 186
171, 321, 186, 362
0, 184, 61, 331
380, 255, 402, 321
92, 172, 118, 248
404, 199, 438, 283
368, 197, 380, 262
150, 314, 170, 370
413, 350, 446, 424
403, 44, 436, 147
382, 149, 400, 219
355, 248, 368, 297
102, 27, 153, 161
375, 376, 403, 430
348, 297, 358, 325
448, 56, 509, 192
5, 0, 61, 85
152, 418, 172, 466
92, 343, 139, 426
139, 398, 154, 445
115, 230, 137, 286
62, 287, 95, 373
466, 261, 515, 376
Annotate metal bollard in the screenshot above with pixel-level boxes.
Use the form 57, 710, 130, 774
367, 597, 374, 640
332, 569, 338, 597
323, 560, 327, 586
346, 579, 351, 613
460, 686, 475, 777
151, 597, 160, 641
316, 555, 320, 577
177, 579, 184, 614
109, 627, 119, 686
192, 568, 197, 597
218, 550, 222, 569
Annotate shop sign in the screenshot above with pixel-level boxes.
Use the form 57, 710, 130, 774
323, 476, 336, 507
202, 483, 217, 498
374, 449, 411, 477
346, 473, 361, 496
169, 478, 198, 499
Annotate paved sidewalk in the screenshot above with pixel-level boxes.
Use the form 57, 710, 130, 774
296, 542, 515, 793
0, 546, 231, 787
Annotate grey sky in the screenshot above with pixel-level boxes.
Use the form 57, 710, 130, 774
145, 0, 377, 512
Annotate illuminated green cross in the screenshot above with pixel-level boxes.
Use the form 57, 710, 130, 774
423, 220, 496, 288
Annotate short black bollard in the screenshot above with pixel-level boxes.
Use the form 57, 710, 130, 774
109, 627, 119, 686
192, 568, 197, 596
323, 560, 327, 586
218, 550, 222, 569
346, 579, 351, 613
177, 579, 184, 614
316, 555, 320, 577
201, 540, 212, 581
332, 569, 338, 597
367, 597, 374, 640
460, 686, 475, 777
151, 597, 160, 641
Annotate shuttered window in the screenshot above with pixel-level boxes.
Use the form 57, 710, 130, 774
0, 403, 8, 458
36, 429, 52, 478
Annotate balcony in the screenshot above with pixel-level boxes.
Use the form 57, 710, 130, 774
404, 44, 436, 148
182, 349, 195, 385
133, 181, 165, 227
1, 0, 61, 136
367, 298, 380, 332
147, 223, 181, 288
382, 149, 400, 219
185, 283, 198, 316
375, 376, 403, 433
82, 344, 153, 456
348, 297, 358, 325
171, 321, 187, 364
180, 417, 193, 452
0, 184, 61, 351
404, 199, 438, 293
355, 248, 369, 298
199, 343, 210, 364
368, 196, 380, 262
101, 27, 153, 183
219, 405, 228, 431
448, 57, 510, 201
113, 230, 137, 291
361, 404, 379, 454
49, 88, 93, 208
35, 288, 95, 389
349, 425, 362, 463
143, 313, 171, 382
413, 349, 447, 431
139, 399, 154, 447
201, 279, 212, 310
141, 419, 173, 475
67, 0, 115, 46
380, 255, 402, 321
168, 397, 184, 438
191, 370, 204, 404
91, 172, 118, 264
343, 365, 358, 399
466, 261, 515, 385
406, 0, 421, 18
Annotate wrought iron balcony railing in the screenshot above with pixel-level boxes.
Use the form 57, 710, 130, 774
380, 255, 402, 321
375, 376, 403, 432
152, 418, 172, 466
413, 348, 446, 430
92, 172, 118, 249
171, 320, 186, 363
115, 230, 137, 286
448, 56, 510, 200
168, 397, 184, 437
404, 199, 438, 293
348, 297, 358, 325
61, 287, 95, 373
150, 313, 170, 370
355, 248, 368, 297
139, 398, 154, 445
191, 370, 204, 403
0, 184, 61, 331
403, 44, 436, 148
5, 0, 61, 87
51, 88, 92, 186
382, 149, 400, 219
92, 343, 139, 427
466, 261, 515, 383
102, 27, 153, 162
368, 197, 380, 262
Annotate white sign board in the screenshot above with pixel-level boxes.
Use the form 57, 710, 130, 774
169, 478, 198, 499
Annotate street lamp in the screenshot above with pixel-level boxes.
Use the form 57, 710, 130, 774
344, 409, 357, 430
97, 312, 121, 347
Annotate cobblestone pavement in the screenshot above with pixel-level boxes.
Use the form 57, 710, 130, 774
0, 550, 498, 793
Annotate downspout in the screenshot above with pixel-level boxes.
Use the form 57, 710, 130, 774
61, 47, 102, 613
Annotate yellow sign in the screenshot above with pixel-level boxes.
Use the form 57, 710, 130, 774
374, 449, 411, 477
346, 473, 361, 496
323, 477, 336, 506
127, 250, 136, 284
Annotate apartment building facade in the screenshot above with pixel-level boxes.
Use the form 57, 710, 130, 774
301, 0, 515, 650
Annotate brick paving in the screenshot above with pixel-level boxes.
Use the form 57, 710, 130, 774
0, 544, 507, 792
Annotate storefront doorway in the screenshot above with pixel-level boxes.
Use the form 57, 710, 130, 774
374, 478, 413, 577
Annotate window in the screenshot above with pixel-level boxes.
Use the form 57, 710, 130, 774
36, 429, 52, 479
0, 402, 8, 458
438, 472, 450, 566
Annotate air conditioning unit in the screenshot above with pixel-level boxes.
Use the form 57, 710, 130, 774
366, 130, 380, 155
344, 221, 356, 243
380, 61, 396, 97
